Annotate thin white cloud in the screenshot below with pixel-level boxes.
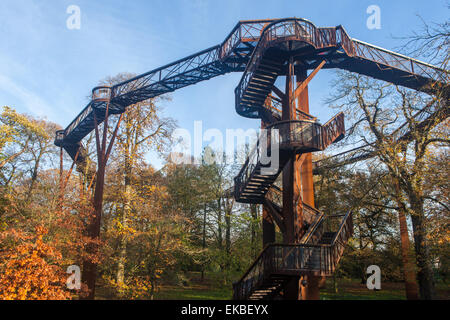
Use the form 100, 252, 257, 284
0, 74, 53, 118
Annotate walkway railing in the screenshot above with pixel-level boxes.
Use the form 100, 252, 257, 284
55, 18, 445, 164
235, 19, 352, 118
267, 120, 323, 152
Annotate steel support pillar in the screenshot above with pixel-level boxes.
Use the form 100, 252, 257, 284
281, 57, 303, 299
261, 119, 276, 246
58, 147, 64, 213
278, 59, 323, 300
296, 68, 322, 300
281, 57, 303, 244
262, 205, 276, 246
80, 102, 123, 299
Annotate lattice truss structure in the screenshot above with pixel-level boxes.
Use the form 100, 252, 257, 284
55, 18, 447, 157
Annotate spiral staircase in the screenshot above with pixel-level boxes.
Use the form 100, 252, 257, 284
232, 19, 354, 300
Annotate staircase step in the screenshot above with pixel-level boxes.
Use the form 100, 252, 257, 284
250, 77, 275, 87
246, 82, 272, 92
247, 82, 272, 91
252, 73, 276, 82
258, 63, 282, 72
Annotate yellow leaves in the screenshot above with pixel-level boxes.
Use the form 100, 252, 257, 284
103, 274, 153, 299
0, 106, 49, 151
113, 218, 137, 236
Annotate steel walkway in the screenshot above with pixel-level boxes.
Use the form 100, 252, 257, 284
55, 18, 446, 163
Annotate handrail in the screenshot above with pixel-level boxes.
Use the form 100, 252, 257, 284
234, 114, 345, 201
233, 209, 353, 299
265, 119, 318, 129
301, 212, 324, 244
322, 111, 344, 127
235, 18, 324, 118
236, 18, 316, 89
352, 38, 447, 80
111, 45, 222, 97
235, 243, 272, 285
331, 210, 353, 245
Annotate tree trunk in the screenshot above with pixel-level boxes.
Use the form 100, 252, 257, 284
201, 203, 206, 282
225, 200, 232, 265
250, 204, 258, 259
409, 196, 435, 299
27, 152, 42, 202
116, 207, 128, 288
117, 153, 131, 290
217, 198, 223, 250
398, 208, 420, 299
393, 180, 419, 300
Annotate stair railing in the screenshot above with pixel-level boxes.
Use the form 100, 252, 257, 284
233, 209, 353, 299
234, 129, 270, 200
235, 118, 329, 200
321, 112, 345, 148
328, 210, 353, 272
232, 244, 274, 300
235, 18, 351, 118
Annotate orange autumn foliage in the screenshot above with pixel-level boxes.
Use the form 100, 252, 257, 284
0, 226, 71, 300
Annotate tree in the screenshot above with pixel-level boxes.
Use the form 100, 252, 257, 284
329, 70, 448, 299
0, 226, 71, 300
99, 73, 175, 295
0, 106, 49, 186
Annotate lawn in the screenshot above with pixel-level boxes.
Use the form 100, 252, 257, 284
153, 274, 450, 300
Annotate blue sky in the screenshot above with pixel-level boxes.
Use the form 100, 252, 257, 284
1, 0, 448, 167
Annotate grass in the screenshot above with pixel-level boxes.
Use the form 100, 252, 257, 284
155, 272, 233, 300
153, 274, 450, 300
156, 284, 232, 300
322, 278, 450, 300
321, 279, 406, 300
95, 272, 449, 300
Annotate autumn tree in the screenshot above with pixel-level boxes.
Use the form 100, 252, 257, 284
0, 107, 50, 188
97, 73, 175, 296
0, 225, 72, 300
329, 69, 448, 299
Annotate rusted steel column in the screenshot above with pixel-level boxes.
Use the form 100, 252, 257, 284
261, 119, 276, 247
58, 147, 64, 213
296, 68, 321, 300
262, 205, 276, 246
281, 57, 303, 300
81, 104, 122, 300
81, 108, 107, 300
282, 57, 302, 244
281, 56, 293, 236
296, 69, 315, 208
300, 272, 320, 300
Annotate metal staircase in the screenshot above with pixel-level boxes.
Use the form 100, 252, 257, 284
233, 210, 353, 300
232, 109, 350, 300
234, 112, 345, 203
